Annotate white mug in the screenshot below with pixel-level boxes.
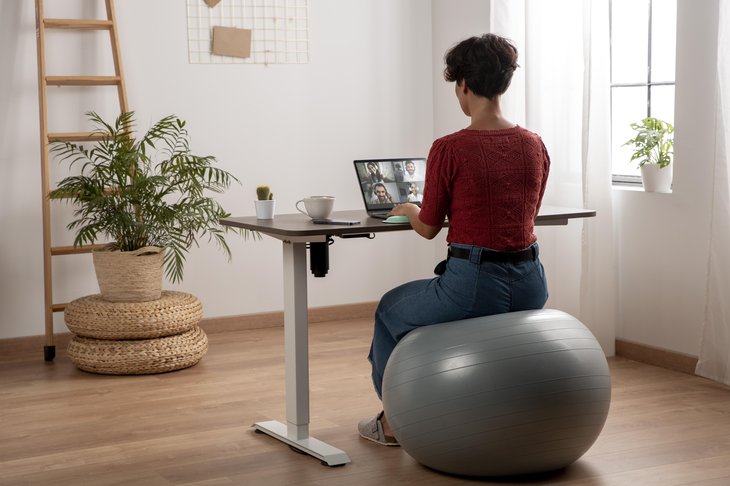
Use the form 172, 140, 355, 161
296, 196, 335, 219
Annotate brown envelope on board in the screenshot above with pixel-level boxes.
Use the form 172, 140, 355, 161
212, 26, 252, 58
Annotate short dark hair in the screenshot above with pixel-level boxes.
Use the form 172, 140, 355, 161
443, 33, 519, 100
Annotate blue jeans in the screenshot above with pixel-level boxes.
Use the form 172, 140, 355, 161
367, 243, 548, 399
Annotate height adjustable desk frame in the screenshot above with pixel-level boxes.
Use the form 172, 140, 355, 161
221, 206, 595, 466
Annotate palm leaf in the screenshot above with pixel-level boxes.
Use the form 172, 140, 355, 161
48, 111, 252, 283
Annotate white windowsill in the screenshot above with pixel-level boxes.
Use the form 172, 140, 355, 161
612, 183, 673, 194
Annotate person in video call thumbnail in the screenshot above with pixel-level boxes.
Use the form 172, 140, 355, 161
365, 161, 384, 183
370, 182, 394, 204
402, 160, 420, 182
406, 182, 423, 203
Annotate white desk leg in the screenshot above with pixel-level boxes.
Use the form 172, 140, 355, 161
252, 241, 351, 467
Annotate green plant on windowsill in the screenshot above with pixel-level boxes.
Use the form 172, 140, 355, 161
623, 117, 674, 193
623, 116, 674, 169
48, 111, 252, 286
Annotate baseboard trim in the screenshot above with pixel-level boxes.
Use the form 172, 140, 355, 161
5, 310, 699, 377
0, 334, 74, 363
615, 339, 698, 375
200, 301, 377, 334
0, 301, 377, 364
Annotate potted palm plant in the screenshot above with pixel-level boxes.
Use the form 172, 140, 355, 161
49, 111, 249, 302
623, 117, 674, 193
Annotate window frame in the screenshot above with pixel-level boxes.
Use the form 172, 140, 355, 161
609, 0, 676, 185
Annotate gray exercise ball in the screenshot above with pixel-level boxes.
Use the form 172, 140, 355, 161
382, 309, 611, 477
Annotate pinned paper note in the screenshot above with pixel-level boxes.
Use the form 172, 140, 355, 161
212, 26, 252, 58
204, 0, 221, 7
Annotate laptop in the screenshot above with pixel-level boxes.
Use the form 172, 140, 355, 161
354, 158, 427, 219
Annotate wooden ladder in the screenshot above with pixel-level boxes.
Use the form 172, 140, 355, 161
35, 0, 129, 361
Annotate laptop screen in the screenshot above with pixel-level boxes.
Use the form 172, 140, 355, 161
354, 158, 427, 214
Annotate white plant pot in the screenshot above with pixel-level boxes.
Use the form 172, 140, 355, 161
640, 163, 673, 193
254, 199, 275, 219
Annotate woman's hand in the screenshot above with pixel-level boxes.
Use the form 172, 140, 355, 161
388, 203, 418, 217
389, 203, 441, 240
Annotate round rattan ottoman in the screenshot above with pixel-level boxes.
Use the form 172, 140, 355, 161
68, 326, 208, 375
65, 291, 203, 340
64, 291, 207, 375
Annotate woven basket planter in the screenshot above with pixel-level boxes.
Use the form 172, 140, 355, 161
65, 291, 202, 340
93, 246, 164, 302
67, 326, 208, 375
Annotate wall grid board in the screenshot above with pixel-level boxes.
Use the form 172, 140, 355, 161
186, 0, 309, 64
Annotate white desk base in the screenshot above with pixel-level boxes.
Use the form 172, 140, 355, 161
254, 239, 351, 466
253, 420, 350, 466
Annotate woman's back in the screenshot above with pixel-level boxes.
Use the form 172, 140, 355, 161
419, 126, 550, 251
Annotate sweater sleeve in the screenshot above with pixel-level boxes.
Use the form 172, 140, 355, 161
535, 139, 551, 214
419, 137, 453, 227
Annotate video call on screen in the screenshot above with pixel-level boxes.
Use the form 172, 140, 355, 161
356, 159, 426, 209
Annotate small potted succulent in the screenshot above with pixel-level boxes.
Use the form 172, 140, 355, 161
254, 185, 275, 219
624, 117, 674, 193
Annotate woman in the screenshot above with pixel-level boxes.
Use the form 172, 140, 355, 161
358, 33, 551, 446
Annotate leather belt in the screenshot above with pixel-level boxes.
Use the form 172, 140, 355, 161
448, 245, 537, 264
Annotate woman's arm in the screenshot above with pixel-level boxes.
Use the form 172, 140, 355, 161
389, 203, 441, 240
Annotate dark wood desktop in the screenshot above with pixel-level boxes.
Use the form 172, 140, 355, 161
223, 205, 595, 239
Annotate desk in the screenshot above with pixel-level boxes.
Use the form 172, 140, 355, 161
220, 206, 595, 466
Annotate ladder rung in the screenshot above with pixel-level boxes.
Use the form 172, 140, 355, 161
44, 19, 113, 30
51, 244, 108, 256
51, 304, 66, 313
46, 76, 120, 86
48, 132, 106, 142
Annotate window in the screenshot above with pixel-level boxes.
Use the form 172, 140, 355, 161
610, 0, 677, 183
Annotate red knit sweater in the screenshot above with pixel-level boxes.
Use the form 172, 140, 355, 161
418, 126, 550, 251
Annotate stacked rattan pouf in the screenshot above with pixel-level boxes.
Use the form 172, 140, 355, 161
64, 291, 208, 375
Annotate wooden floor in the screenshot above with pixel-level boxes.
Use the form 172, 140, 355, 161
2, 318, 730, 486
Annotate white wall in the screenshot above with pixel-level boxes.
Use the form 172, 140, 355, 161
613, 0, 719, 357
431, 0, 492, 138
2, 0, 721, 361
0, 0, 437, 339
